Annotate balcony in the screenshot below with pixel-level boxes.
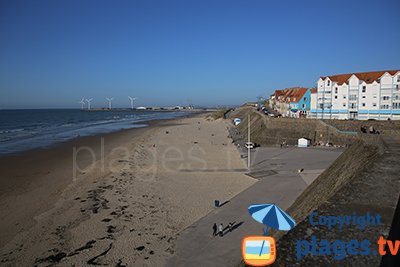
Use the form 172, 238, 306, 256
348, 104, 358, 110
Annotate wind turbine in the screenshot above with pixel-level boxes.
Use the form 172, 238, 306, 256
106, 97, 114, 110
86, 98, 93, 110
78, 98, 85, 109
128, 96, 137, 110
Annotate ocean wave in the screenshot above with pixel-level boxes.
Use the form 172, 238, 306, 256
0, 128, 25, 134
60, 123, 73, 127
0, 110, 191, 155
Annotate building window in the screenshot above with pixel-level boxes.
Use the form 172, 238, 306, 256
362, 86, 366, 93
302, 104, 306, 109
381, 104, 390, 109
362, 103, 366, 107
398, 76, 400, 82
343, 103, 346, 107
327, 80, 330, 86
335, 87, 338, 94
373, 94, 377, 98
335, 95, 338, 99
349, 95, 357, 101
362, 95, 366, 98
343, 95, 346, 99
382, 96, 390, 101
304, 97, 307, 101
373, 103, 377, 107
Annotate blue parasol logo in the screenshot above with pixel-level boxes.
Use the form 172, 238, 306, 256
248, 203, 296, 236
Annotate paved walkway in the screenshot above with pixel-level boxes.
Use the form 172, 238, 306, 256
166, 147, 341, 267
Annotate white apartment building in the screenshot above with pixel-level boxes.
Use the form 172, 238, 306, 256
310, 70, 400, 120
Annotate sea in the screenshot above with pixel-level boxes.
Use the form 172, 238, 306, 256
0, 109, 191, 155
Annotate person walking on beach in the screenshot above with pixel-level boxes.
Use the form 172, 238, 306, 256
212, 223, 217, 236
219, 223, 224, 237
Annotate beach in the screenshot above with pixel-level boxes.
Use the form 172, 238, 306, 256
0, 114, 256, 266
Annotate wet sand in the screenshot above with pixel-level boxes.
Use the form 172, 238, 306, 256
0, 114, 256, 266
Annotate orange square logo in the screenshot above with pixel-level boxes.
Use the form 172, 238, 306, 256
242, 236, 276, 266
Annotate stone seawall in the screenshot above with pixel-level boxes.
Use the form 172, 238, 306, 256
272, 135, 400, 266
323, 119, 400, 135
228, 107, 359, 146
231, 106, 400, 266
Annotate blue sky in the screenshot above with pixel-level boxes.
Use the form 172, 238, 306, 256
0, 0, 399, 108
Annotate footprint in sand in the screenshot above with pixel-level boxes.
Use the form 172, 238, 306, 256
107, 225, 116, 233
135, 246, 145, 251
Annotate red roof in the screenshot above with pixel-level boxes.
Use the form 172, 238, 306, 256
272, 90, 285, 97
274, 87, 309, 103
320, 70, 399, 85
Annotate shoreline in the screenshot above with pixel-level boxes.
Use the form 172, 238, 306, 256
0, 111, 204, 158
0, 113, 200, 247
0, 113, 255, 266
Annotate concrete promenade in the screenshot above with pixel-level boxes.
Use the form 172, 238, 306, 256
166, 146, 342, 267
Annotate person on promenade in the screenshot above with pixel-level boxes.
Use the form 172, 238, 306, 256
212, 223, 217, 236
219, 223, 224, 237
228, 222, 234, 232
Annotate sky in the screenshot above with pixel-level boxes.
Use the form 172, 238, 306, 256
0, 0, 399, 109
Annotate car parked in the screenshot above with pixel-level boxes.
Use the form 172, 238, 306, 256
245, 142, 255, 149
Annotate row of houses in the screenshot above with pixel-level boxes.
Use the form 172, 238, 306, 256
269, 87, 313, 118
267, 69, 400, 120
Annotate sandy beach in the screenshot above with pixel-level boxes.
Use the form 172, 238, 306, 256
0, 114, 256, 266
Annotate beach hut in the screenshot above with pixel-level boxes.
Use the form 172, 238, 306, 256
298, 137, 310, 148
